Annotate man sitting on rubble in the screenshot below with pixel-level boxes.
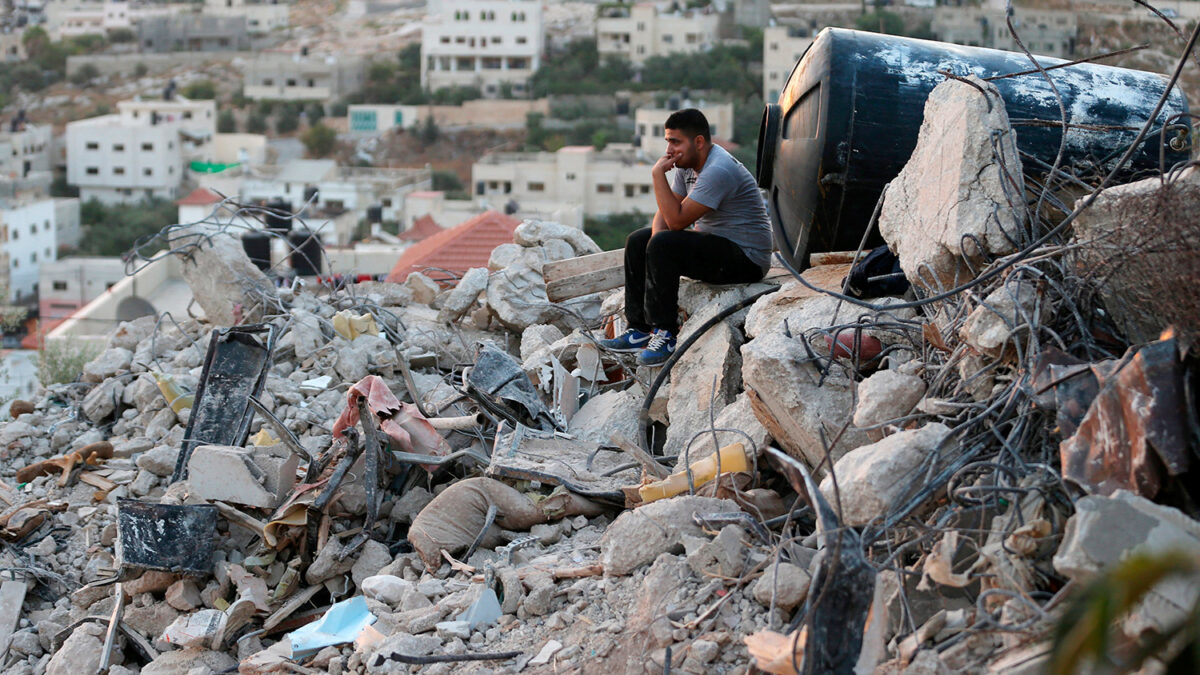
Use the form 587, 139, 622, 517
600, 108, 773, 365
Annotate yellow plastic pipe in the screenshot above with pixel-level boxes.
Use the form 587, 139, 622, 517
152, 372, 194, 413
638, 442, 749, 503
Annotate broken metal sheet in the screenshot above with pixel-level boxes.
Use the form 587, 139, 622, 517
1060, 334, 1192, 498
468, 344, 558, 432
115, 499, 218, 577
172, 324, 275, 482
487, 424, 640, 501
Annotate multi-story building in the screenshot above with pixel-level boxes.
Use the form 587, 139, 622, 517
420, 0, 543, 98
472, 144, 661, 220
762, 25, 813, 103
634, 102, 734, 144
932, 8, 1076, 57
241, 52, 367, 101
0, 197, 78, 302
38, 256, 126, 321
66, 95, 216, 204
136, 15, 251, 53
596, 3, 720, 66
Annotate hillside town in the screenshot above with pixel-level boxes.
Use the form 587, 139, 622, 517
0, 0, 1197, 672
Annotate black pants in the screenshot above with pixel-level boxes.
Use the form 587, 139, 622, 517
624, 227, 766, 334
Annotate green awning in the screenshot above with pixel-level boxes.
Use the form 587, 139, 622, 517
189, 161, 240, 174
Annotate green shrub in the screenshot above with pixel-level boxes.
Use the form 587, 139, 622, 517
37, 337, 102, 386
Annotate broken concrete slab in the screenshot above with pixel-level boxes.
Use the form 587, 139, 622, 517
175, 228, 279, 326
187, 444, 299, 509
567, 386, 644, 446
742, 331, 871, 473
485, 261, 557, 332
751, 561, 811, 611
819, 423, 951, 527
405, 272, 440, 305
599, 496, 739, 575
82, 347, 133, 384
437, 267, 489, 323
1053, 490, 1200, 638
878, 76, 1024, 293
664, 319, 744, 458
514, 219, 601, 256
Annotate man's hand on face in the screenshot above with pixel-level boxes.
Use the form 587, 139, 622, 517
652, 151, 678, 175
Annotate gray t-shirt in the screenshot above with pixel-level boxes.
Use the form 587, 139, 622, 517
671, 144, 773, 270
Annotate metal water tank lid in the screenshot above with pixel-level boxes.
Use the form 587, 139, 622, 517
758, 27, 1192, 271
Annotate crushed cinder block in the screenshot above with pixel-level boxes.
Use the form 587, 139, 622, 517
186, 444, 299, 509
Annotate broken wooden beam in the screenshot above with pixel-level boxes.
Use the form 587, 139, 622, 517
543, 249, 624, 302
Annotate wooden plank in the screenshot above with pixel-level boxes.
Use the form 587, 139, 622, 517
543, 249, 624, 284
609, 434, 671, 480
0, 580, 27, 658
546, 266, 626, 303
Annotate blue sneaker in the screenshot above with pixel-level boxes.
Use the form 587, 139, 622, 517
599, 328, 651, 353
637, 329, 676, 366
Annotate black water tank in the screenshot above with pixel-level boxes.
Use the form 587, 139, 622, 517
758, 28, 1192, 270
303, 186, 319, 205
288, 230, 322, 276
241, 231, 272, 272
366, 204, 383, 224
265, 200, 292, 234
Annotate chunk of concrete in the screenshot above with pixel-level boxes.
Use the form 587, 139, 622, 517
362, 575, 414, 606
599, 496, 739, 575
819, 423, 951, 527
175, 228, 279, 326
485, 262, 557, 332
140, 648, 237, 675
853, 369, 927, 430
438, 267, 489, 323
1053, 490, 1200, 638
684, 525, 746, 578
186, 445, 298, 509
405, 272, 440, 305
514, 219, 601, 256
45, 622, 104, 675
290, 309, 325, 360
519, 324, 565, 363
959, 280, 1048, 358
158, 609, 226, 649
568, 386, 644, 446
1069, 166, 1200, 348
82, 378, 124, 424
165, 579, 202, 612
135, 445, 179, 477
878, 76, 1023, 292
664, 320, 743, 458
82, 347, 133, 383
741, 331, 871, 473
751, 562, 812, 611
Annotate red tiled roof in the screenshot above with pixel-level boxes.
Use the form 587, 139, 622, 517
21, 317, 67, 350
386, 210, 520, 283
176, 187, 223, 206
398, 214, 443, 242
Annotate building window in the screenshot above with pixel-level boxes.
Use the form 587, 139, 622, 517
263, 78, 274, 86
440, 36, 450, 43
86, 167, 99, 175
686, 33, 698, 44
30, 253, 36, 263
113, 167, 125, 175
29, 223, 35, 234
11, 259, 16, 268
350, 110, 378, 131
625, 185, 635, 197
597, 184, 613, 194
393, 110, 404, 126
44, 247, 50, 258
114, 143, 125, 152
663, 34, 673, 43
565, 173, 576, 180
528, 182, 544, 192
382, 198, 392, 207
143, 168, 153, 176
183, 111, 192, 119
86, 142, 99, 150
507, 57, 527, 69
636, 22, 645, 31
53, 281, 67, 291
141, 142, 153, 151
516, 36, 527, 44
640, 185, 650, 194
286, 78, 297, 86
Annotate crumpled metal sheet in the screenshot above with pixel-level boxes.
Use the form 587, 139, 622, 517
1059, 334, 1192, 498
467, 343, 558, 431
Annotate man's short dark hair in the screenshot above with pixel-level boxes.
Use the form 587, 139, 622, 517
664, 108, 711, 143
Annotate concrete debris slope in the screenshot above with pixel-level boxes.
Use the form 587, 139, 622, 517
0, 76, 1198, 675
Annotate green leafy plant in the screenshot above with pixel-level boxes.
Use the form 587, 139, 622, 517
37, 335, 101, 386
1050, 551, 1200, 673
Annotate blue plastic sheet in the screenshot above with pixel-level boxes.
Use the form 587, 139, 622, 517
288, 595, 377, 658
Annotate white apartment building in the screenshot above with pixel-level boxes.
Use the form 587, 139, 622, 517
421, 0, 543, 98
472, 144, 661, 219
66, 116, 184, 204
0, 198, 78, 302
763, 25, 813, 103
596, 4, 720, 66
932, 8, 1076, 58
241, 52, 367, 101
634, 102, 734, 144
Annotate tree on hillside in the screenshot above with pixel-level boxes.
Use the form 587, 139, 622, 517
302, 123, 338, 157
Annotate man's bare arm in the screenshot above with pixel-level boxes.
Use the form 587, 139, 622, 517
651, 163, 711, 231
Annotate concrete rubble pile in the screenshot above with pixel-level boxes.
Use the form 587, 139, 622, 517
0, 76, 1197, 675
